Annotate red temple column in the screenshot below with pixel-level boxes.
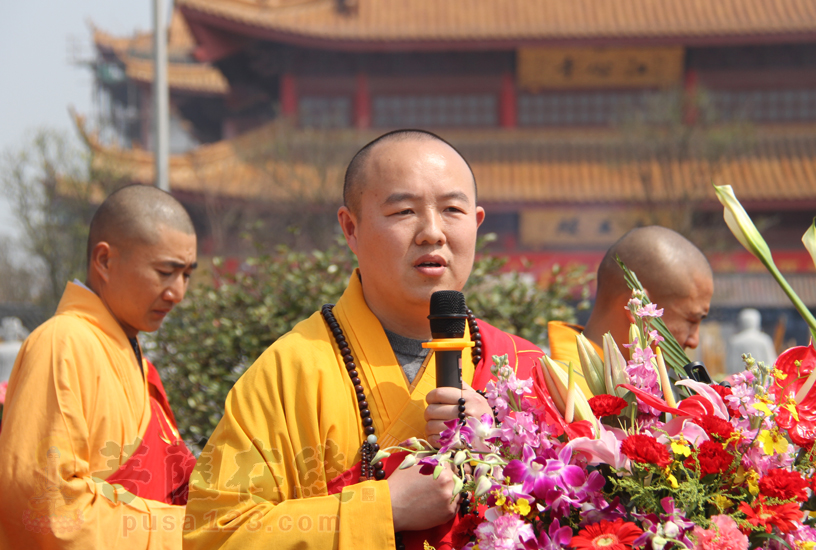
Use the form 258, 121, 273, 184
354, 73, 371, 129
280, 73, 298, 118
683, 69, 698, 126
499, 72, 517, 128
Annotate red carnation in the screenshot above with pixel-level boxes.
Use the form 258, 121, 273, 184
685, 440, 734, 477
571, 519, 643, 550
589, 395, 628, 418
710, 384, 740, 418
693, 414, 736, 442
451, 513, 482, 548
739, 497, 802, 534
620, 434, 672, 468
758, 469, 809, 502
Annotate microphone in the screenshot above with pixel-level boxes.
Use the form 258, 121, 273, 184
423, 290, 473, 388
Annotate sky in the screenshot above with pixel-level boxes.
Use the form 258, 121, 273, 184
0, 0, 153, 240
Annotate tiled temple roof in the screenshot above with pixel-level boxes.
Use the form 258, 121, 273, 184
92, 10, 228, 94
177, 0, 816, 48
78, 118, 816, 206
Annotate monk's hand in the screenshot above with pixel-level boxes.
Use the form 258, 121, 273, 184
387, 461, 461, 532
424, 382, 492, 448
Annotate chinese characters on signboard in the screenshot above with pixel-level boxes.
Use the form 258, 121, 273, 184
517, 47, 685, 91
520, 208, 675, 248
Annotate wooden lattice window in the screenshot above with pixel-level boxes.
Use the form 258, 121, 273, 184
372, 95, 497, 128
299, 96, 352, 128
709, 89, 816, 122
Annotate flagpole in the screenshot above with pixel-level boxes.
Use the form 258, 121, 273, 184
153, 0, 170, 192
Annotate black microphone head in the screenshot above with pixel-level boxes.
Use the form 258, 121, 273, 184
428, 290, 467, 338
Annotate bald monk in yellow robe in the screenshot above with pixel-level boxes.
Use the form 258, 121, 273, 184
183, 130, 546, 550
548, 226, 714, 384
0, 185, 198, 549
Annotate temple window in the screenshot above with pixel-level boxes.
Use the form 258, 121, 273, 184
372, 94, 497, 128
709, 89, 816, 122
299, 96, 352, 128
518, 91, 650, 127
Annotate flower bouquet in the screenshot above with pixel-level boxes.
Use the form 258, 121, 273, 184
376, 187, 816, 550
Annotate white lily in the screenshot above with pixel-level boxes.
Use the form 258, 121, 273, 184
539, 356, 597, 424
602, 333, 629, 398
714, 185, 774, 265
576, 333, 605, 397
803, 218, 816, 271
715, 185, 816, 341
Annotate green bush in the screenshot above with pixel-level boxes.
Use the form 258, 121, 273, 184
148, 235, 592, 451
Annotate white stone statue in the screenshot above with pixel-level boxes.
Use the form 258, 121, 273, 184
726, 308, 777, 374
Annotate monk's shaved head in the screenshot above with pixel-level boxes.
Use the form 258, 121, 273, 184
343, 129, 476, 216
87, 184, 195, 264
584, 225, 713, 352
597, 226, 712, 305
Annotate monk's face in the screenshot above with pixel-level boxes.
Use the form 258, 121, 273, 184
658, 270, 713, 350
103, 225, 197, 337
341, 139, 485, 316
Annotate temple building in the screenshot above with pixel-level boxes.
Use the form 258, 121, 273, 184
85, 0, 816, 360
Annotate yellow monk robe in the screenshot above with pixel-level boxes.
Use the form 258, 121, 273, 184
547, 320, 603, 398
184, 270, 532, 550
0, 283, 186, 549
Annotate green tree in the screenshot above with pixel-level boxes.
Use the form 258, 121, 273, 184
148, 234, 592, 451
1, 129, 126, 312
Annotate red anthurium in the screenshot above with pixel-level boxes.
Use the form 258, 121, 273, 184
677, 395, 715, 418
770, 344, 816, 449
617, 384, 690, 417
565, 420, 595, 440
770, 344, 816, 404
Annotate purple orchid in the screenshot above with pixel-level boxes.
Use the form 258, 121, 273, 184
632, 497, 695, 550
437, 417, 476, 453
523, 518, 572, 550
499, 411, 540, 455
504, 445, 585, 501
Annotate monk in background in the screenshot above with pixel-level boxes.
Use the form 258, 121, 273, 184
183, 130, 546, 550
0, 185, 198, 549
548, 226, 713, 383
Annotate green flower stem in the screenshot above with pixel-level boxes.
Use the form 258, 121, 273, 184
765, 261, 816, 343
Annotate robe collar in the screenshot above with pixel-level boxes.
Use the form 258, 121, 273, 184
331, 270, 474, 448
56, 282, 137, 359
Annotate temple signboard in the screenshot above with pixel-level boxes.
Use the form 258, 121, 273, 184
517, 47, 685, 91
519, 207, 674, 248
